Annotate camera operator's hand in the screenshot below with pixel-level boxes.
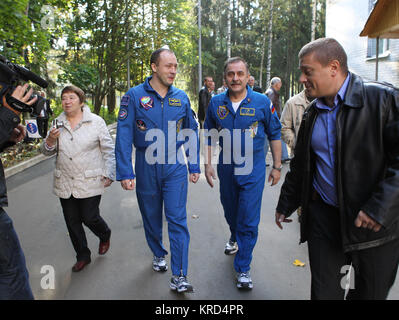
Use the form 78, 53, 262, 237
9, 124, 26, 143
2, 84, 38, 115
11, 84, 38, 106
45, 127, 61, 147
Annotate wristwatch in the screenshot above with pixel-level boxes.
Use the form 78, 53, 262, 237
272, 164, 283, 172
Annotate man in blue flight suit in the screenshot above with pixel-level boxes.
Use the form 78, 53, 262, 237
115, 48, 200, 293
204, 57, 282, 290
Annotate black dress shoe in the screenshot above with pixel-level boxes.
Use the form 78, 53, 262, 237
72, 260, 91, 272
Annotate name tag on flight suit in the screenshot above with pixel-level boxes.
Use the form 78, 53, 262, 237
240, 107, 255, 116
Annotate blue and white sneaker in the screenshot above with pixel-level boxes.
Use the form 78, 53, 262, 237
224, 240, 238, 255
170, 275, 194, 293
236, 271, 253, 290
152, 256, 168, 272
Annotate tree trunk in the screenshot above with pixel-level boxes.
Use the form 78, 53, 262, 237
156, 1, 161, 48
266, 0, 274, 88
94, 90, 102, 115
311, 0, 317, 41
227, 2, 231, 58
259, 31, 266, 89
108, 85, 116, 115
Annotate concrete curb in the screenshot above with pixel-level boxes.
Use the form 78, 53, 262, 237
4, 154, 55, 178
4, 122, 117, 179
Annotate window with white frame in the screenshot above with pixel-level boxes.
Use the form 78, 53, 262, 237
367, 38, 389, 58
366, 0, 389, 58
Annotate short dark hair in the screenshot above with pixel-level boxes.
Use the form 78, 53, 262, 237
61, 85, 85, 103
150, 48, 175, 66
298, 38, 348, 74
203, 76, 213, 84
223, 57, 249, 75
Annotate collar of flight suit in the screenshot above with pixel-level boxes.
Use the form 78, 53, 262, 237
137, 76, 185, 129
222, 85, 254, 115
143, 76, 178, 100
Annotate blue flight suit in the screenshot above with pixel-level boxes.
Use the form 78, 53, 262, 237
204, 87, 281, 273
115, 77, 200, 277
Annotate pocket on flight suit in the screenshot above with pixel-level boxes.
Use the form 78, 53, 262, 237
177, 178, 188, 208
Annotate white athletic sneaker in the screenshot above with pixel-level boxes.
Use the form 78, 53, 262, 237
152, 256, 168, 272
236, 271, 253, 290
224, 240, 238, 255
170, 275, 194, 293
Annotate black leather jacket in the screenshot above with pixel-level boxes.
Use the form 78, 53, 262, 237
0, 106, 20, 207
276, 72, 399, 252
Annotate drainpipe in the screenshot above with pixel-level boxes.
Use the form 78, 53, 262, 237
375, 36, 379, 81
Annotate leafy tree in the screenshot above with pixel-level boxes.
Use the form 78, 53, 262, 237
1, 0, 326, 115
57, 61, 99, 96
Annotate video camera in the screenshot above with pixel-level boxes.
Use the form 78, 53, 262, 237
0, 54, 52, 138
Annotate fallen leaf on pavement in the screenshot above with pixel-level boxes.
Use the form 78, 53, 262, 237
293, 259, 305, 267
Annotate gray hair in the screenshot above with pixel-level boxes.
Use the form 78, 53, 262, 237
223, 57, 249, 75
270, 77, 281, 86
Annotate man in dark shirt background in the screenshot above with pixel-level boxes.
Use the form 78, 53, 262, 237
265, 77, 290, 162
198, 76, 213, 128
249, 76, 263, 93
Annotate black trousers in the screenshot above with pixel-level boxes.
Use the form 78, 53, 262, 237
307, 196, 399, 300
0, 208, 34, 299
60, 195, 111, 262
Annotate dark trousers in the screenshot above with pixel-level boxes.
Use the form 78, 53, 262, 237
307, 196, 399, 300
60, 195, 111, 262
0, 208, 34, 300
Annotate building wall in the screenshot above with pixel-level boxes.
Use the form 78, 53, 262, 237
326, 0, 399, 86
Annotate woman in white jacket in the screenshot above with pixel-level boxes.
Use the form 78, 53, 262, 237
41, 85, 115, 272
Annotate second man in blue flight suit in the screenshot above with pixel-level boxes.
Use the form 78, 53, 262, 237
115, 48, 200, 293
204, 57, 282, 290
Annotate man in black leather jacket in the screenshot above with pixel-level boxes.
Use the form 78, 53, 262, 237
275, 38, 399, 300
0, 84, 35, 299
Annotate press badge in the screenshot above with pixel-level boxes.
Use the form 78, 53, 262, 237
25, 119, 42, 138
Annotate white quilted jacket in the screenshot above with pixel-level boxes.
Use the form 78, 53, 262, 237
41, 106, 116, 199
